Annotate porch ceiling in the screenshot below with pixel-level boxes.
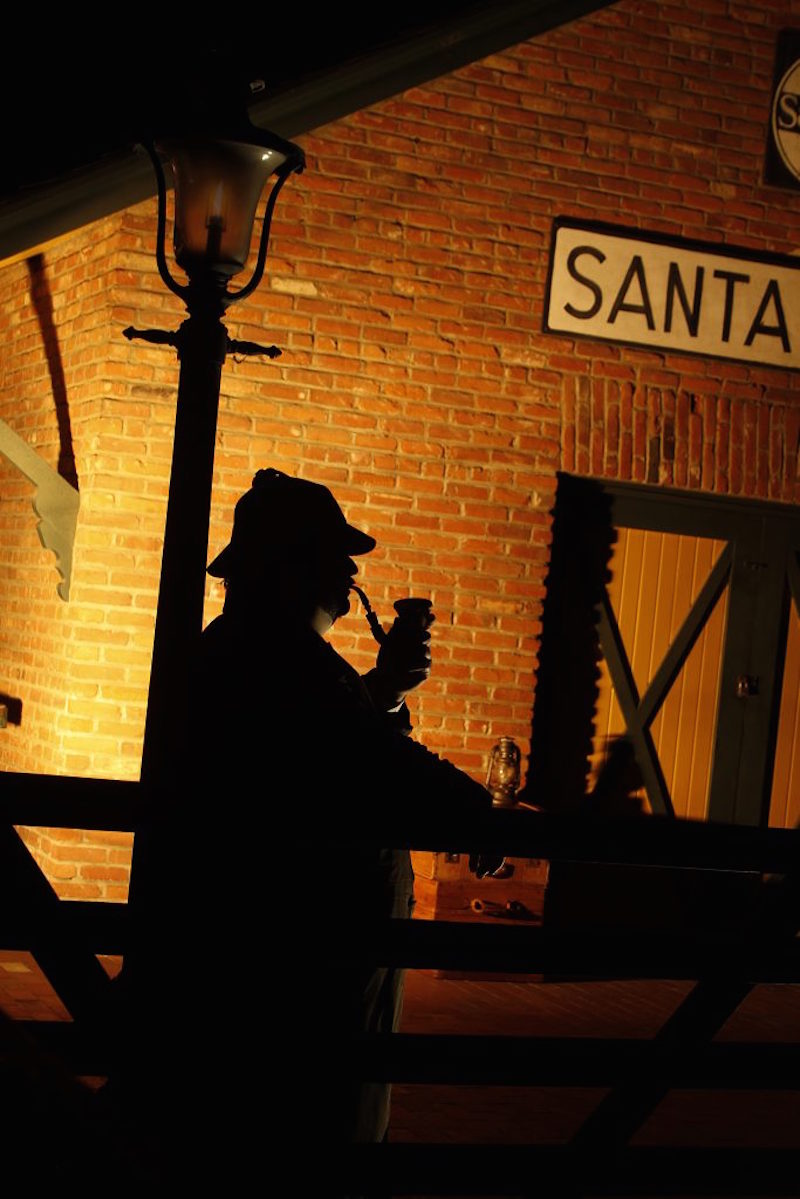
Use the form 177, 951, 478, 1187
0, 1, 615, 264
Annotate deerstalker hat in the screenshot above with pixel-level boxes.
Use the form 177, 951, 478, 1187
207, 468, 376, 578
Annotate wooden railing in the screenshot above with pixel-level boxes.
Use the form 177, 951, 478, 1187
3, 769, 800, 1195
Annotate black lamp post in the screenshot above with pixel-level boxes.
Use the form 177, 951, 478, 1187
124, 118, 304, 910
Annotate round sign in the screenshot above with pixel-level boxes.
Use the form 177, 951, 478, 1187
772, 59, 800, 182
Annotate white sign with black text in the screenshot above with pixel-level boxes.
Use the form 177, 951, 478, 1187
544, 220, 800, 372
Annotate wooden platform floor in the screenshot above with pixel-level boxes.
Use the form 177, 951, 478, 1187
2, 952, 800, 1154
394, 971, 800, 1149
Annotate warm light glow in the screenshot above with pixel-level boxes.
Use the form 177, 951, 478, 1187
208, 182, 226, 223
486, 737, 521, 807
157, 137, 289, 278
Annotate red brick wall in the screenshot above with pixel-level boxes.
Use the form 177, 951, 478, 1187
0, 221, 146, 897
2, 0, 799, 896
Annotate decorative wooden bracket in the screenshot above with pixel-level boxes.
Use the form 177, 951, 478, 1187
0, 418, 79, 601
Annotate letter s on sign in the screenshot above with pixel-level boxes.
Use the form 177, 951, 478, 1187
778, 91, 800, 131
565, 245, 605, 319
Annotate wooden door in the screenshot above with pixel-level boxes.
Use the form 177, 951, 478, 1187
591, 527, 730, 821
527, 475, 800, 828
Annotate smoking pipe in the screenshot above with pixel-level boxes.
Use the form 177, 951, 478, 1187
350, 585, 433, 646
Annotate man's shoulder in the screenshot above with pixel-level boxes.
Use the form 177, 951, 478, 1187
200, 613, 227, 646
197, 616, 350, 693
198, 614, 236, 672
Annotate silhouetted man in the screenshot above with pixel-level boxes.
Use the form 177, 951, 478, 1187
190, 469, 493, 1163
110, 468, 494, 1191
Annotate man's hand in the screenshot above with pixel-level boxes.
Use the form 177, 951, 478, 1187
469, 852, 508, 879
367, 603, 435, 711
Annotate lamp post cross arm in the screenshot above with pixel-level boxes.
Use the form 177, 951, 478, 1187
123, 325, 281, 361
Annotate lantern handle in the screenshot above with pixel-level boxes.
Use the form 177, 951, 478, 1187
224, 158, 302, 306
144, 143, 191, 303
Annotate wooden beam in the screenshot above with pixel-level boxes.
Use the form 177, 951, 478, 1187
18, 1020, 111, 1077
11, 900, 130, 955
348, 918, 800, 981
4, 776, 800, 872
0, 826, 112, 1021
341, 1144, 800, 1196
8, 905, 800, 982
338, 809, 800, 874
351, 1033, 800, 1088
0, 771, 138, 831
23, 1024, 800, 1091
595, 588, 674, 816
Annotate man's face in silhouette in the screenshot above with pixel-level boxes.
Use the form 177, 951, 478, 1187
307, 546, 358, 634
224, 541, 361, 635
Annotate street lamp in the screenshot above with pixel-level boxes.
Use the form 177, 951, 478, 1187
123, 117, 304, 915
148, 121, 304, 305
